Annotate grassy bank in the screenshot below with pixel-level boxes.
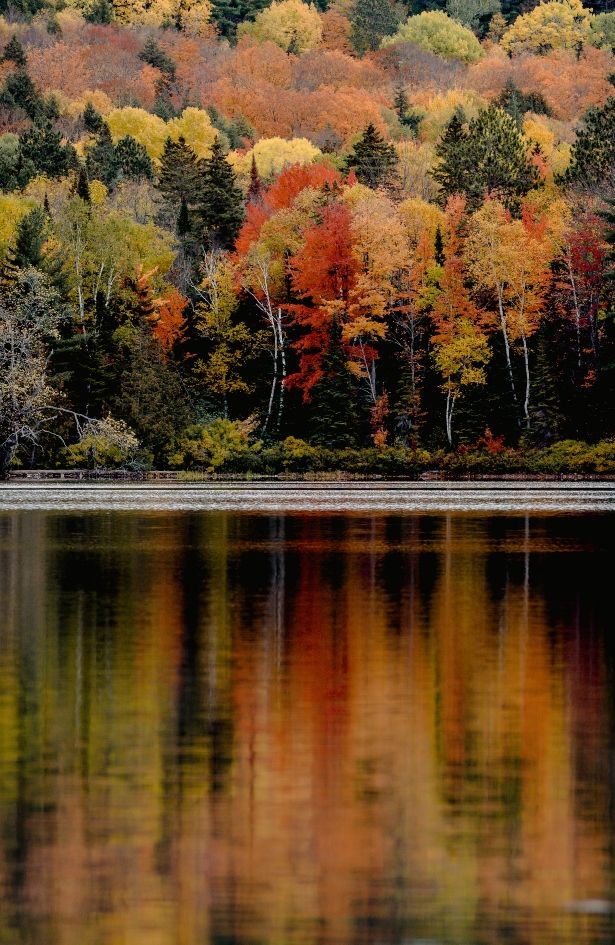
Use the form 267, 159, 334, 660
9, 439, 615, 480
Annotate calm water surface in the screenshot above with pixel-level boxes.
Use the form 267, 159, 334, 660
0, 507, 614, 945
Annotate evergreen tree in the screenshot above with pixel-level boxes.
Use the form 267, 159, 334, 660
207, 106, 255, 150
309, 318, 360, 448
75, 167, 91, 204
602, 197, 615, 279
157, 135, 200, 203
432, 104, 540, 209
393, 86, 421, 135
195, 138, 245, 250
153, 76, 180, 121
0, 68, 46, 122
211, 0, 270, 40
350, 0, 401, 53
85, 123, 119, 187
1, 205, 67, 295
85, 0, 114, 22
495, 80, 551, 126
115, 135, 154, 181
18, 122, 77, 180
562, 97, 615, 192
527, 333, 561, 445
345, 123, 398, 189
2, 35, 26, 68
177, 197, 191, 237
83, 101, 104, 134
139, 38, 177, 80
434, 225, 445, 266
247, 154, 263, 204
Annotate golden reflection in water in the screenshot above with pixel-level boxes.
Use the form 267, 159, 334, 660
0, 511, 612, 945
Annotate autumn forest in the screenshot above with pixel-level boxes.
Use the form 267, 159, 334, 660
1, 0, 615, 474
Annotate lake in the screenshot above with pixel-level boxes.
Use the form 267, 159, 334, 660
0, 487, 614, 944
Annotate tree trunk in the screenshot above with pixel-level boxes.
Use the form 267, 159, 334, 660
521, 331, 530, 429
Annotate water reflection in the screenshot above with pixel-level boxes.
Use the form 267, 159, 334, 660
0, 511, 613, 945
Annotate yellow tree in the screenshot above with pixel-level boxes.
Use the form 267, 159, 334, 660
500, 0, 592, 55
433, 319, 490, 446
238, 0, 323, 51
229, 137, 322, 185
194, 251, 260, 417
465, 199, 558, 428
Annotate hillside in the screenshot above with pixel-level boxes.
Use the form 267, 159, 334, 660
0, 0, 614, 473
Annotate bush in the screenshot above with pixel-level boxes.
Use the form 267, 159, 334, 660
65, 417, 142, 469
169, 417, 261, 471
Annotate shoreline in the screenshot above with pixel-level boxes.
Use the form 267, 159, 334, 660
6, 469, 615, 483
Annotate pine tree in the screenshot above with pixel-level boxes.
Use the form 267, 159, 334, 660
601, 197, 615, 279
115, 135, 153, 181
85, 0, 114, 22
83, 101, 104, 134
309, 318, 360, 448
345, 123, 398, 189
153, 76, 180, 121
434, 225, 445, 266
211, 0, 269, 40
18, 122, 77, 180
431, 110, 470, 199
0, 68, 45, 122
1, 205, 67, 296
195, 138, 245, 250
157, 136, 200, 203
2, 35, 26, 68
350, 0, 400, 53
75, 167, 91, 204
177, 196, 191, 237
139, 38, 176, 80
85, 123, 119, 187
563, 98, 615, 193
432, 104, 540, 209
393, 86, 421, 135
247, 154, 263, 204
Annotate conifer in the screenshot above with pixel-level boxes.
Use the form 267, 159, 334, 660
345, 123, 398, 189
309, 318, 360, 448
196, 138, 245, 250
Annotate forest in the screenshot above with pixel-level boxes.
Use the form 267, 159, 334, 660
0, 0, 614, 474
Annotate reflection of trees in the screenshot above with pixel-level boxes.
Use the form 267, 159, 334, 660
0, 511, 612, 945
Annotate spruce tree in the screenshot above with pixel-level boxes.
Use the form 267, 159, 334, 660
83, 101, 104, 134
18, 122, 77, 180
1, 205, 67, 295
2, 35, 26, 68
139, 38, 176, 80
157, 135, 200, 203
195, 138, 245, 250
350, 0, 400, 53
0, 68, 45, 122
434, 225, 445, 266
309, 318, 360, 448
115, 135, 153, 181
432, 104, 540, 209
211, 0, 269, 40
562, 97, 615, 192
177, 197, 191, 237
85, 0, 113, 22
75, 167, 91, 204
247, 154, 263, 204
85, 123, 119, 187
345, 123, 398, 189
393, 86, 421, 135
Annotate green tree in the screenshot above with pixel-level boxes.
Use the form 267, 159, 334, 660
350, 0, 401, 53
0, 68, 46, 122
196, 138, 245, 250
0, 133, 20, 190
75, 167, 92, 204
2, 35, 27, 68
157, 135, 200, 203
138, 38, 177, 80
18, 122, 77, 180
83, 101, 105, 134
309, 318, 360, 448
86, 123, 119, 187
432, 104, 540, 209
211, 0, 269, 40
393, 87, 421, 135
85, 0, 114, 22
345, 123, 398, 189
562, 97, 615, 192
115, 135, 154, 181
